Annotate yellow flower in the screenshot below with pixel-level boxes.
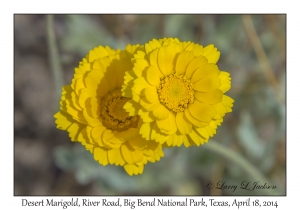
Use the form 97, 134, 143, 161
54, 44, 164, 176
122, 38, 234, 147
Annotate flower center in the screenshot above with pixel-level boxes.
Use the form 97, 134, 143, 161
157, 74, 194, 113
100, 89, 139, 132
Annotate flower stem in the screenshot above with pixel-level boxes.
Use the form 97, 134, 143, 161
46, 15, 63, 110
204, 141, 283, 195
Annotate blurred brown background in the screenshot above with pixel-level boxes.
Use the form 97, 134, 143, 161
14, 14, 286, 195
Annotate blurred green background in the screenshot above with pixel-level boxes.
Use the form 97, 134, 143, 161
14, 14, 286, 195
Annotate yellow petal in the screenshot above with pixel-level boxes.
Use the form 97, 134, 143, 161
96, 46, 110, 58
108, 149, 117, 165
83, 107, 102, 127
165, 135, 175, 146
124, 70, 136, 85
120, 143, 134, 164
92, 59, 101, 70
131, 164, 139, 175
99, 148, 109, 166
141, 87, 159, 104
134, 51, 146, 59
133, 59, 149, 77
184, 108, 208, 128
218, 71, 232, 93
128, 135, 147, 150
206, 51, 220, 64
97, 57, 111, 73
170, 132, 181, 147
191, 63, 220, 84
121, 143, 143, 164
219, 83, 231, 93
124, 164, 134, 176
140, 97, 160, 111
158, 45, 176, 76
77, 126, 92, 145
188, 100, 216, 122
150, 122, 159, 140
149, 48, 159, 69
123, 99, 140, 116
188, 130, 206, 146
183, 135, 191, 147
155, 130, 169, 144
102, 130, 123, 149
194, 89, 223, 104
139, 122, 152, 140
91, 126, 106, 146
71, 92, 82, 111
184, 42, 195, 51
121, 85, 133, 98
67, 121, 84, 141
208, 119, 219, 129
85, 97, 100, 118
193, 77, 221, 92
65, 100, 85, 122
121, 60, 133, 80
125, 43, 141, 55
218, 71, 231, 80
74, 78, 85, 95
133, 77, 151, 95
54, 111, 74, 130
222, 95, 234, 112
113, 149, 125, 166
203, 44, 220, 64
168, 121, 178, 136
175, 51, 195, 75
156, 112, 177, 134
195, 127, 209, 139
175, 134, 185, 147
88, 49, 97, 63
103, 66, 118, 92
82, 62, 91, 71
84, 126, 93, 144
138, 108, 155, 122
78, 88, 93, 109
146, 65, 163, 86
203, 44, 215, 55
145, 38, 162, 54
114, 126, 138, 142
131, 91, 141, 103
175, 112, 192, 134
137, 164, 144, 174
97, 77, 109, 97
152, 104, 169, 120
74, 66, 85, 74
94, 147, 109, 166
192, 44, 204, 57
213, 102, 227, 117
185, 56, 208, 79
203, 125, 215, 137
84, 70, 103, 90
133, 151, 144, 164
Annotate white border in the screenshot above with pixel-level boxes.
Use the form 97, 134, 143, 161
3, 0, 295, 209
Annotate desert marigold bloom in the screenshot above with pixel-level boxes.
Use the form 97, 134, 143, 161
122, 38, 234, 147
54, 44, 164, 176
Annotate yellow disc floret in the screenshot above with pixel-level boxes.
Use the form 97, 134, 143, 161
100, 89, 139, 132
157, 74, 194, 113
